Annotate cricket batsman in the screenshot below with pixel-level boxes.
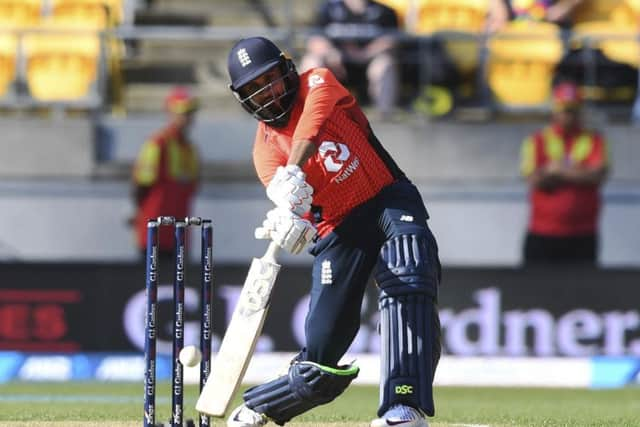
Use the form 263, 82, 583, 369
222, 36, 442, 427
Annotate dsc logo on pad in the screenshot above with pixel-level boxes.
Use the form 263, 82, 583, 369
395, 384, 414, 395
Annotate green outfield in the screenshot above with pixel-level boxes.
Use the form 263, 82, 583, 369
0, 382, 639, 427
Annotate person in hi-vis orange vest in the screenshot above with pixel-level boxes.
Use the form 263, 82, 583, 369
132, 87, 200, 258
520, 81, 609, 266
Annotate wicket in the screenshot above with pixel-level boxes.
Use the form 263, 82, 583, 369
144, 216, 213, 427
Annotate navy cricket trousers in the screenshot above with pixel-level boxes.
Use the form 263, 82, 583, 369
303, 178, 440, 366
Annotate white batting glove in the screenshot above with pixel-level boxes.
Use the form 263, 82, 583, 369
255, 207, 316, 255
266, 165, 314, 216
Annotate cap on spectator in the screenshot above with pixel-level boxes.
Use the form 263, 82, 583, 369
165, 87, 199, 114
552, 81, 582, 110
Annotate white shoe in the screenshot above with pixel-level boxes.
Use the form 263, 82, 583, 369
227, 404, 268, 427
370, 404, 428, 427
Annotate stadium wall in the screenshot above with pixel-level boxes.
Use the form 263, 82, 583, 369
0, 180, 638, 266
0, 116, 638, 265
101, 113, 640, 183
0, 118, 94, 177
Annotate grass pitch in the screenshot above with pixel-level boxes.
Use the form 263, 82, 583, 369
0, 382, 638, 426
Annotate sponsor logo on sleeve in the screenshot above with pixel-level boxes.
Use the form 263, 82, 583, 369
308, 74, 325, 88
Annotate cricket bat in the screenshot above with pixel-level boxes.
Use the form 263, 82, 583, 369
196, 241, 280, 417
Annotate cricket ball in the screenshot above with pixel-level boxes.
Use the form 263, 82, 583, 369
179, 345, 202, 367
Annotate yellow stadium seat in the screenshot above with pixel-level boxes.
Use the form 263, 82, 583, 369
50, 0, 123, 27
437, 36, 481, 77
572, 0, 625, 24
572, 21, 640, 67
51, 1, 126, 110
0, 0, 42, 29
376, 0, 489, 32
411, 0, 490, 77
610, 0, 640, 26
414, 0, 488, 33
0, 34, 18, 97
487, 21, 564, 107
51, 1, 110, 29
23, 21, 101, 101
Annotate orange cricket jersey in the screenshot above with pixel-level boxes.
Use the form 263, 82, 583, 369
252, 68, 403, 237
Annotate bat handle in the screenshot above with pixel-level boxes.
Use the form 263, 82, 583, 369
264, 241, 280, 263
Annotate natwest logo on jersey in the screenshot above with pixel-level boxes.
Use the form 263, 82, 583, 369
318, 141, 360, 185
318, 141, 349, 172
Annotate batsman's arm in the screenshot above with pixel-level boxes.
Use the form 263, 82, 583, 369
287, 138, 317, 167
265, 139, 316, 216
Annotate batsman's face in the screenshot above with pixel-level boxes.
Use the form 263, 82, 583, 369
237, 66, 289, 119
241, 67, 285, 100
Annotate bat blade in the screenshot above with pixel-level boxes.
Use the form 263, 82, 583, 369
196, 242, 280, 418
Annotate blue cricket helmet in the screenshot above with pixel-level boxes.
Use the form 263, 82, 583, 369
228, 37, 283, 90
227, 37, 299, 126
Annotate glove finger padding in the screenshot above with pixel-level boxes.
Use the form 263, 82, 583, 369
254, 226, 271, 240
266, 165, 314, 216
254, 213, 280, 240
264, 207, 316, 254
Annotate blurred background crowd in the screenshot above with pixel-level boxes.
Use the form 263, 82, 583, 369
0, 0, 638, 120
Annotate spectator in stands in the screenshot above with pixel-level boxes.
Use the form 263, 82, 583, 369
486, 0, 584, 32
300, 0, 400, 120
131, 87, 200, 261
520, 81, 609, 266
